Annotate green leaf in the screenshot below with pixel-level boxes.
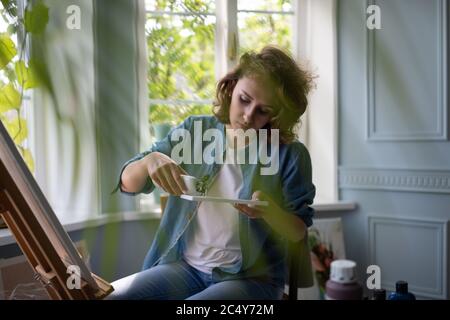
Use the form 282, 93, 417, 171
7, 23, 18, 36
21, 147, 35, 173
24, 1, 49, 34
27, 58, 51, 91
15, 60, 38, 89
0, 83, 21, 112
1, 0, 17, 18
0, 33, 17, 69
4, 116, 27, 145
195, 175, 210, 194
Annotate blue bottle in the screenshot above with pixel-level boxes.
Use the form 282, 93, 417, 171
388, 281, 416, 300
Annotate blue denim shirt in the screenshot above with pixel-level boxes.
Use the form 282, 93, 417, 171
117, 115, 315, 287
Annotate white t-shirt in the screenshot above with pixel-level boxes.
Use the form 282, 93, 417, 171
183, 128, 256, 274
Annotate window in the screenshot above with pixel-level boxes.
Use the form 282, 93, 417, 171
145, 0, 217, 129
144, 0, 294, 130
237, 1, 293, 55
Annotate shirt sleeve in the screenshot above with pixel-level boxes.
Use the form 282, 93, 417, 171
281, 143, 316, 227
112, 117, 194, 196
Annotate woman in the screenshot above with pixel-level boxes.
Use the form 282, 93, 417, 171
109, 46, 316, 300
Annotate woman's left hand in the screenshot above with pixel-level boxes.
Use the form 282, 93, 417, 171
232, 190, 277, 219
234, 190, 307, 242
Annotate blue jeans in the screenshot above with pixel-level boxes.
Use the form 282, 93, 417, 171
107, 260, 284, 300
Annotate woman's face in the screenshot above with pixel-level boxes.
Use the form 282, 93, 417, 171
228, 76, 274, 130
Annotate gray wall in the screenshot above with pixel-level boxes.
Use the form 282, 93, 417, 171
69, 219, 161, 281
338, 0, 449, 299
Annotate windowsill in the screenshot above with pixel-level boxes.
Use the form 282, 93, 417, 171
0, 207, 162, 247
0, 201, 357, 247
312, 201, 357, 212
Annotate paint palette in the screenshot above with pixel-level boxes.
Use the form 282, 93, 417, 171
180, 194, 268, 206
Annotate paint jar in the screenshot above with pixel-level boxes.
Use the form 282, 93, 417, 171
325, 259, 363, 300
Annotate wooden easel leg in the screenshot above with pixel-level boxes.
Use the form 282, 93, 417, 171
0, 189, 112, 300
0, 210, 65, 299
0, 191, 74, 299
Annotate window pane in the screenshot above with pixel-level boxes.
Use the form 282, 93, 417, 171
238, 11, 293, 55
238, 0, 292, 12
149, 103, 213, 128
146, 0, 215, 13
146, 0, 216, 126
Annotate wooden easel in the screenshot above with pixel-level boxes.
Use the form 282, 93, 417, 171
0, 121, 113, 300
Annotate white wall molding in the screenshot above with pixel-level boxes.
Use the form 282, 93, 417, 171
368, 215, 448, 299
339, 167, 450, 193
366, 0, 448, 141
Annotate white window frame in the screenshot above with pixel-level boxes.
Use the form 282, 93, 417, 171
215, 0, 296, 78
294, 0, 338, 204
215, 0, 238, 78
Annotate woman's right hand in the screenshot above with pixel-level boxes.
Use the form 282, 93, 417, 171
145, 152, 188, 196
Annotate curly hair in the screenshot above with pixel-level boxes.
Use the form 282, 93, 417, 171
213, 46, 315, 144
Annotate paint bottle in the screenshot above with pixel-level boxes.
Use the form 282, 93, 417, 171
387, 281, 416, 300
372, 289, 386, 300
325, 260, 363, 300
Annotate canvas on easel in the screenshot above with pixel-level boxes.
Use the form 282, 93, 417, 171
0, 120, 113, 299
